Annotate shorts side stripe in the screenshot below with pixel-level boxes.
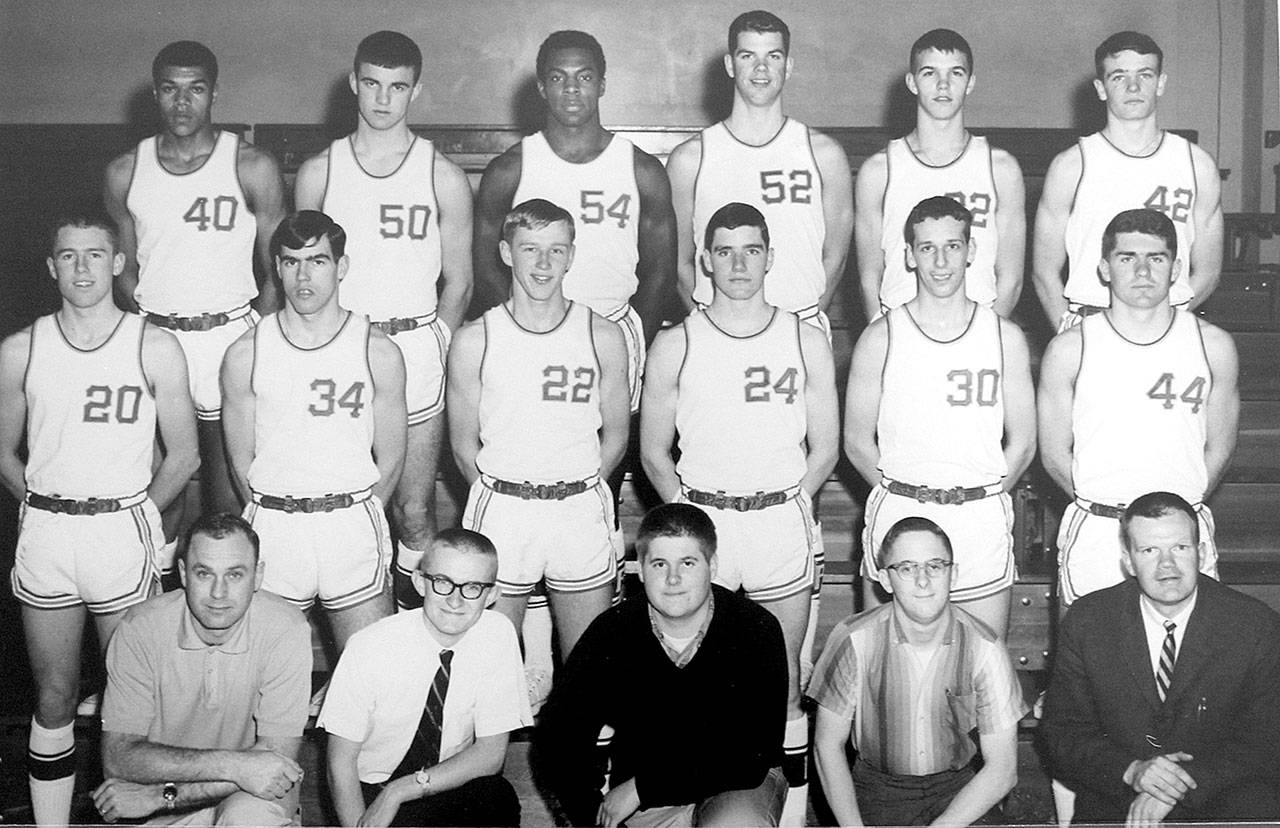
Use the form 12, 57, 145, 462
1056, 504, 1091, 605
318, 500, 389, 611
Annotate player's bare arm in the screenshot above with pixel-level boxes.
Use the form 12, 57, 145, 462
1036, 327, 1083, 497
292, 147, 331, 212
933, 725, 1018, 826
218, 329, 258, 505
324, 734, 367, 828
445, 319, 485, 485
434, 153, 475, 332
853, 150, 889, 322
0, 329, 32, 501
592, 314, 630, 482
368, 328, 408, 503
813, 706, 865, 827
240, 143, 287, 315
103, 150, 142, 313
472, 147, 523, 314
812, 130, 855, 312
1200, 320, 1240, 493
1031, 146, 1083, 325
141, 326, 200, 510
991, 149, 1027, 317
665, 135, 703, 310
798, 323, 839, 497
842, 317, 889, 487
999, 318, 1037, 488
638, 324, 687, 502
1185, 145, 1224, 309
631, 148, 679, 342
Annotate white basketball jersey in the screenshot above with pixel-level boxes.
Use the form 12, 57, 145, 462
248, 313, 379, 496
24, 313, 154, 498
675, 308, 808, 493
322, 136, 442, 320
127, 131, 257, 315
1064, 132, 1198, 308
880, 135, 999, 309
690, 119, 826, 313
477, 302, 602, 482
512, 132, 639, 316
1073, 309, 1210, 504
878, 305, 1007, 486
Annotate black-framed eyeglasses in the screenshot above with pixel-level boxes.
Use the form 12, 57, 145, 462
883, 558, 954, 579
422, 573, 495, 600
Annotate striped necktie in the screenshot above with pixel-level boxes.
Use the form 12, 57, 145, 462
1156, 621, 1176, 702
389, 649, 453, 779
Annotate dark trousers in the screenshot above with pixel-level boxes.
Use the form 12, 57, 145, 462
361, 774, 520, 827
1077, 777, 1280, 823
852, 758, 1000, 826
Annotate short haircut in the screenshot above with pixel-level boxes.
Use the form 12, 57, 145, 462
1100, 208, 1177, 260
270, 210, 347, 260
152, 40, 218, 86
422, 528, 498, 572
1095, 31, 1163, 78
910, 28, 973, 74
536, 30, 606, 79
728, 10, 790, 55
1121, 491, 1200, 550
636, 503, 717, 563
184, 512, 259, 564
877, 516, 954, 569
48, 209, 120, 253
501, 198, 575, 244
903, 195, 973, 245
703, 201, 770, 250
354, 30, 423, 84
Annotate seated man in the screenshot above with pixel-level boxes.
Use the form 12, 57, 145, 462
92, 513, 311, 826
319, 528, 532, 827
810, 517, 1022, 826
539, 503, 789, 827
1041, 491, 1280, 823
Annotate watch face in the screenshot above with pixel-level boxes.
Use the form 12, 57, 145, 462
163, 782, 178, 805
414, 769, 430, 789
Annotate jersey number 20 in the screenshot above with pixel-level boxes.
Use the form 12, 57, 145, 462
83, 385, 144, 424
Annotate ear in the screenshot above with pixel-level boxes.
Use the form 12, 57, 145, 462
964, 73, 976, 96
411, 569, 428, 598
765, 247, 775, 273
904, 244, 918, 273
708, 553, 719, 582
1170, 257, 1184, 283
210, 84, 218, 106
336, 254, 350, 282
498, 239, 513, 268
877, 566, 895, 595
598, 75, 607, 98
536, 77, 548, 100
784, 55, 795, 79
700, 248, 714, 275
410, 82, 423, 103
723, 52, 735, 78
966, 237, 977, 266
564, 243, 576, 274
112, 251, 126, 277
348, 71, 359, 96
252, 559, 264, 591
1120, 549, 1137, 578
178, 558, 188, 589
46, 257, 56, 281
1093, 77, 1107, 102
1155, 72, 1167, 98
905, 71, 919, 96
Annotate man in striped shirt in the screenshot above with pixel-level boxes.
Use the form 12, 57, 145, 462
809, 516, 1024, 825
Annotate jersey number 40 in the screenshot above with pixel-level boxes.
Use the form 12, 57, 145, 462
183, 196, 238, 232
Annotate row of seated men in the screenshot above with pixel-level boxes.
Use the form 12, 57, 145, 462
0, 7, 1262, 826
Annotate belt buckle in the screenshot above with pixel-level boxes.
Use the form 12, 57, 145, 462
280, 496, 299, 514
167, 314, 191, 332
914, 486, 934, 505
83, 497, 105, 515
710, 492, 729, 510
941, 487, 965, 506
518, 482, 535, 500
319, 495, 338, 513
552, 481, 569, 500
744, 492, 764, 511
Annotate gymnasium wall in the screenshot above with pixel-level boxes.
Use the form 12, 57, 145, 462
1, 0, 1276, 211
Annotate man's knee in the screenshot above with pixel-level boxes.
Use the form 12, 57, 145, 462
213, 791, 294, 827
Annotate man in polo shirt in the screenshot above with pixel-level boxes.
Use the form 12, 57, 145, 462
92, 513, 310, 826
809, 516, 1023, 826
319, 528, 531, 827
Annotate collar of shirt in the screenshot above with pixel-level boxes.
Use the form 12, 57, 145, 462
178, 605, 251, 654
649, 590, 716, 668
888, 602, 957, 648
1138, 588, 1197, 679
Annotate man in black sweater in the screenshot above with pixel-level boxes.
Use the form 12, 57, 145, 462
539, 503, 788, 827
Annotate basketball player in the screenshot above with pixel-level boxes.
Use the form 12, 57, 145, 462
474, 29, 675, 408
845, 196, 1035, 638
221, 211, 405, 651
0, 211, 198, 826
1038, 208, 1238, 606
103, 40, 286, 548
640, 202, 838, 821
855, 29, 1026, 321
447, 199, 629, 683
1032, 31, 1223, 331
667, 10, 853, 333
295, 31, 473, 609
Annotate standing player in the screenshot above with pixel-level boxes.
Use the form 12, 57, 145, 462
845, 196, 1036, 638
447, 199, 629, 679
0, 211, 199, 826
1032, 31, 1223, 330
667, 10, 853, 332
103, 40, 286, 541
1038, 209, 1238, 605
295, 31, 473, 609
221, 211, 406, 651
855, 29, 1026, 320
640, 202, 838, 821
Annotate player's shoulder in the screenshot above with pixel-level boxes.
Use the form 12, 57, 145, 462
449, 315, 488, 356
647, 319, 689, 362
140, 318, 183, 353
853, 313, 890, 350
996, 314, 1030, 348
989, 145, 1024, 175
796, 314, 831, 351
808, 127, 851, 170
589, 307, 626, 346
223, 321, 259, 361
666, 132, 704, 171
104, 145, 141, 188
856, 146, 889, 177
365, 322, 403, 361
1193, 313, 1236, 353
631, 143, 670, 181
1046, 140, 1085, 177
296, 145, 332, 176
484, 140, 524, 176
236, 138, 282, 177
1042, 323, 1083, 368
0, 323, 35, 364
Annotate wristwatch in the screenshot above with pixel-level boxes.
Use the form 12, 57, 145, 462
162, 782, 178, 811
413, 768, 432, 795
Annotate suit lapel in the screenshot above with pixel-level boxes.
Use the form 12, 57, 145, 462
1120, 587, 1163, 708
1164, 578, 1215, 705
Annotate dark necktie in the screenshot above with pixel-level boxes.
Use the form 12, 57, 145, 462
1156, 621, 1176, 702
390, 649, 453, 778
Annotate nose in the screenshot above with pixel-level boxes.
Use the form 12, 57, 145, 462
1135, 257, 1151, 277
913, 565, 932, 587
211, 576, 228, 599
376, 84, 391, 105
732, 251, 748, 272
74, 254, 89, 273
1126, 74, 1141, 92
445, 589, 465, 609
536, 247, 552, 269
665, 567, 682, 587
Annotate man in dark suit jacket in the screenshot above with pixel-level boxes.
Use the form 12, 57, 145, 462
1041, 491, 1280, 824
